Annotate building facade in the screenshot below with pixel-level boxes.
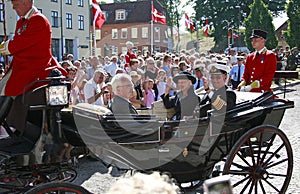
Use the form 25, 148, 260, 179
97, 0, 169, 57
0, 0, 90, 61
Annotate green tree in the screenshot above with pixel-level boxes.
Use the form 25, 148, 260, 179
192, 0, 285, 50
284, 0, 300, 49
244, 0, 278, 51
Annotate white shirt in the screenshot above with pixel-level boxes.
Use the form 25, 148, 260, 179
83, 79, 103, 106
104, 62, 118, 77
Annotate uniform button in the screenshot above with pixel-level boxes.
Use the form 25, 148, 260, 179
251, 76, 253, 78
253, 68, 256, 70
252, 72, 254, 74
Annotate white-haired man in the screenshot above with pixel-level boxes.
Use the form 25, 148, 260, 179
110, 73, 138, 114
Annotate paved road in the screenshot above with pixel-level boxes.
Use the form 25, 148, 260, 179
73, 83, 300, 194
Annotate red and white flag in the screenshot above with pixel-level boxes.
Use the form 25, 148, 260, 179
185, 13, 195, 32
228, 28, 232, 38
204, 19, 209, 36
91, 0, 105, 29
152, 5, 167, 24
233, 31, 239, 39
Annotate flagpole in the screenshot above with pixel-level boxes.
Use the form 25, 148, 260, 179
151, 0, 154, 54
93, 25, 96, 56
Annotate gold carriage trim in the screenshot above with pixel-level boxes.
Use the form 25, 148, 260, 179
211, 95, 227, 110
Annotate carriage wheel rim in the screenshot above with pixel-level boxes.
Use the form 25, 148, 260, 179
222, 125, 293, 193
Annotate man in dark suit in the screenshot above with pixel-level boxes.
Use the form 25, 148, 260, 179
238, 29, 277, 93
200, 63, 236, 116
110, 73, 138, 115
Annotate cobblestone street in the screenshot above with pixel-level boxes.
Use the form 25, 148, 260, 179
73, 82, 300, 194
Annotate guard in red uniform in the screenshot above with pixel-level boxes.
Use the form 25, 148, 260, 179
238, 29, 277, 93
124, 41, 137, 73
0, 0, 66, 134
0, 0, 66, 97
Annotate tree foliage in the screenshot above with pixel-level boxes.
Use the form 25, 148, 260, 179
193, 0, 285, 49
284, 0, 300, 49
244, 0, 278, 50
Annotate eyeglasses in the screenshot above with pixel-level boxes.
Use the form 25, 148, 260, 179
118, 84, 133, 88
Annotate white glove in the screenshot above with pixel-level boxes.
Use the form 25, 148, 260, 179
0, 41, 10, 56
240, 80, 260, 92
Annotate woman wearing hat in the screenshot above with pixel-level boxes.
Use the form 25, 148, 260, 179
200, 64, 236, 116
161, 71, 200, 120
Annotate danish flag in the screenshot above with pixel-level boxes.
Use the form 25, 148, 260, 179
152, 6, 167, 24
185, 13, 195, 32
91, 0, 106, 29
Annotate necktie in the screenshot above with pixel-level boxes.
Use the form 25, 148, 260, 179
256, 52, 259, 58
196, 79, 201, 89
237, 65, 241, 81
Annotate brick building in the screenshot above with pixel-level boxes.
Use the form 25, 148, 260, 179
95, 0, 168, 57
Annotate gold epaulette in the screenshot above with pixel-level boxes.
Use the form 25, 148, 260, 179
211, 95, 227, 110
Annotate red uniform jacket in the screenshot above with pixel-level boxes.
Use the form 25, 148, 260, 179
242, 49, 277, 92
124, 51, 137, 72
5, 9, 66, 96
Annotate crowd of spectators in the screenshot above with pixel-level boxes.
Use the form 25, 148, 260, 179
32, 43, 296, 111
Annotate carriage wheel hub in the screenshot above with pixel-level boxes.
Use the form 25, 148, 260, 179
254, 167, 268, 180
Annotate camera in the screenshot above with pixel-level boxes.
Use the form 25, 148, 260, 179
203, 175, 233, 194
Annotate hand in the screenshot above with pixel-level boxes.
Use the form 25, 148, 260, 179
0, 41, 10, 56
240, 80, 260, 92
237, 80, 246, 90
250, 80, 260, 89
202, 77, 209, 89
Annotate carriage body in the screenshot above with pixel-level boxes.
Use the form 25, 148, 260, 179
71, 92, 294, 191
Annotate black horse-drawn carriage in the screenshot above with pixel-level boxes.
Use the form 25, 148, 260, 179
69, 91, 294, 193
0, 73, 295, 193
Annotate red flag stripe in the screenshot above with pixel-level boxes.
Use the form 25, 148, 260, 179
92, 0, 105, 29
185, 13, 195, 31
152, 6, 166, 24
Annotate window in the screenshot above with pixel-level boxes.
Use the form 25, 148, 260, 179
78, 15, 84, 30
112, 29, 118, 39
142, 27, 148, 38
38, 8, 43, 13
66, 0, 72, 5
121, 28, 127, 39
131, 28, 137, 39
51, 11, 59, 28
0, 3, 3, 22
154, 27, 160, 42
115, 9, 126, 20
51, 39, 60, 59
66, 13, 72, 29
65, 39, 74, 55
77, 0, 83, 7
51, 0, 58, 2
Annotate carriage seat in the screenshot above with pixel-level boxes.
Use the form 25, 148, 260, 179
75, 103, 112, 115
74, 103, 160, 144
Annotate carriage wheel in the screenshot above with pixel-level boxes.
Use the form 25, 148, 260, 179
223, 125, 293, 193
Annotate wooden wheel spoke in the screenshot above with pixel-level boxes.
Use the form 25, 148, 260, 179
260, 133, 277, 162
263, 143, 285, 165
227, 170, 249, 176
266, 158, 288, 169
240, 178, 252, 193
236, 152, 252, 167
263, 178, 280, 192
256, 132, 264, 165
247, 139, 256, 166
259, 179, 266, 194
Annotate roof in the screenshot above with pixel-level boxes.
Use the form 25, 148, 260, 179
100, 0, 166, 24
